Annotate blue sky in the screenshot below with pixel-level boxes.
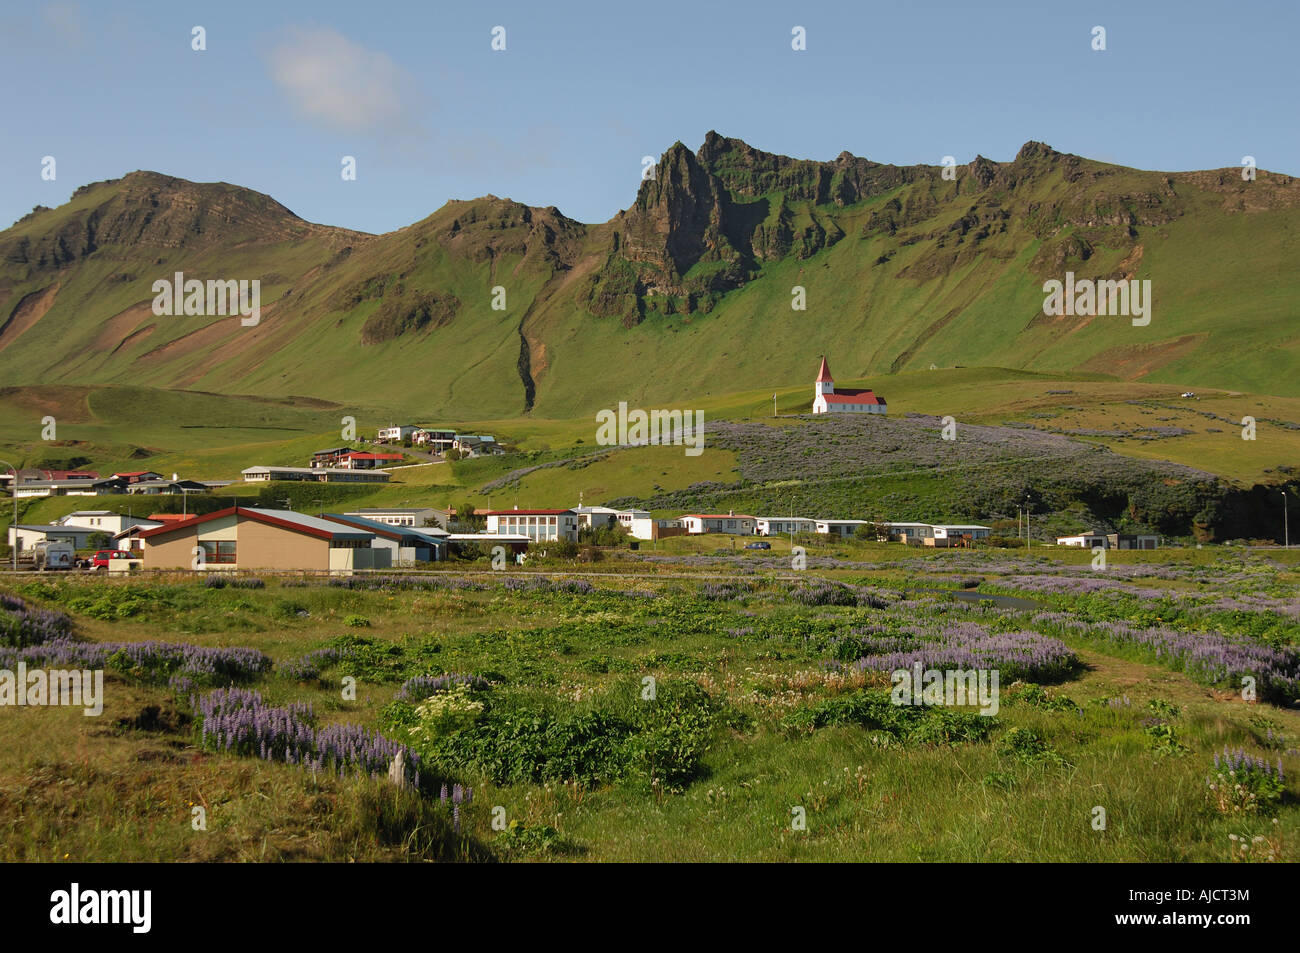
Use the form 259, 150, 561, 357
1, 0, 1296, 234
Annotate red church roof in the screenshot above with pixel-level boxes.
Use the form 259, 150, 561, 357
822, 391, 885, 405
816, 356, 833, 383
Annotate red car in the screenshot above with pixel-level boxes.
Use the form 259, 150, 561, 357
89, 549, 135, 570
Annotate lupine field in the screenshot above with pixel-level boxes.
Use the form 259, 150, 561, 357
1, 541, 1297, 862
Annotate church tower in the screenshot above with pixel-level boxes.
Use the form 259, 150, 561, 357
815, 355, 834, 398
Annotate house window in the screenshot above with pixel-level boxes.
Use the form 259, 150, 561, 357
201, 540, 237, 564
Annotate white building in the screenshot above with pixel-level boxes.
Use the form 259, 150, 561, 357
13, 478, 123, 498
1057, 532, 1108, 548
574, 505, 622, 530
7, 523, 103, 554
680, 513, 756, 535
811, 356, 887, 415
754, 517, 818, 536
414, 428, 457, 451
816, 519, 871, 538
882, 521, 932, 543
241, 466, 391, 484
612, 510, 684, 540
928, 524, 992, 546
485, 508, 578, 542
377, 425, 420, 442
57, 511, 157, 535
343, 507, 447, 529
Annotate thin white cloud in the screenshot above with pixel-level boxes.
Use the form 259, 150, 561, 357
267, 27, 424, 138
42, 2, 84, 48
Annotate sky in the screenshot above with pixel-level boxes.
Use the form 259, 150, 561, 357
1, 0, 1296, 235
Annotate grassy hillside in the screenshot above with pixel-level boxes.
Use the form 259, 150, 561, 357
1, 137, 1298, 422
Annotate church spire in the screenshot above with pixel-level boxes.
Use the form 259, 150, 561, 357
816, 355, 833, 383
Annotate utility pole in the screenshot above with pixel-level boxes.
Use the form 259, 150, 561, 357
1, 459, 17, 572
772, 393, 778, 418
1024, 496, 1031, 549
1279, 491, 1289, 551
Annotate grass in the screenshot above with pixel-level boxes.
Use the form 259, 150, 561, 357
2, 544, 1297, 861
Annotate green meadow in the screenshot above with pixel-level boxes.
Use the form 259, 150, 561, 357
2, 543, 1297, 862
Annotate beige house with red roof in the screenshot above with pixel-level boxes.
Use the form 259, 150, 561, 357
812, 356, 886, 414
139, 506, 389, 573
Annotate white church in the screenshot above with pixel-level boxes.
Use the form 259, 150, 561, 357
812, 356, 886, 414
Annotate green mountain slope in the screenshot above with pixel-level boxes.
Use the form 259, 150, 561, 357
1, 136, 1297, 417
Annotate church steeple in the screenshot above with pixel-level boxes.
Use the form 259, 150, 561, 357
815, 356, 834, 396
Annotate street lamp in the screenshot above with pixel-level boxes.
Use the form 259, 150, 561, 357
1284, 491, 1290, 550
1, 459, 17, 572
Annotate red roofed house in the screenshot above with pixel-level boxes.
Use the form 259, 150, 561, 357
335, 451, 404, 470
138, 505, 389, 573
484, 508, 578, 543
812, 356, 886, 415
679, 512, 757, 535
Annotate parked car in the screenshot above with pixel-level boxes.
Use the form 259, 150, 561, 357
89, 549, 135, 570
745, 541, 771, 550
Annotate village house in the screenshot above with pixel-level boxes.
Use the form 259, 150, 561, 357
334, 451, 404, 470
816, 519, 871, 537
413, 428, 457, 452
126, 478, 211, 496
883, 522, 932, 543
925, 524, 993, 547
7, 522, 103, 555
56, 510, 157, 535
376, 425, 420, 443
139, 506, 390, 573
241, 465, 391, 484
1057, 531, 1158, 550
343, 507, 448, 529
754, 517, 818, 536
485, 508, 579, 543
453, 435, 502, 456
18, 468, 101, 482
680, 513, 757, 535
13, 477, 126, 498
309, 447, 353, 467
811, 356, 886, 415
1056, 531, 1109, 549
319, 513, 446, 565
573, 505, 622, 530
113, 471, 165, 484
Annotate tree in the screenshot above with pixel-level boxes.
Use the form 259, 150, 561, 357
86, 532, 113, 551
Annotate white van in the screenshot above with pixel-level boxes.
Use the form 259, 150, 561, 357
33, 539, 76, 571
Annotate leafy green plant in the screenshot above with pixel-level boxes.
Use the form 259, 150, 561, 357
1143, 720, 1190, 757
996, 726, 1070, 767
496, 819, 577, 856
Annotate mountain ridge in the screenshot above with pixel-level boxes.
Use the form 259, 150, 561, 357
1, 134, 1297, 418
